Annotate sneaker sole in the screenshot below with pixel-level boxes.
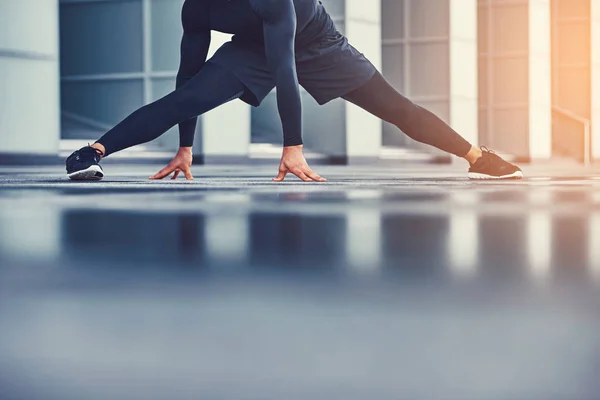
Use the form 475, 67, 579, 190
468, 171, 523, 180
68, 165, 104, 181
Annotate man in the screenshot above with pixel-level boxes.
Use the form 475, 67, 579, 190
66, 0, 523, 182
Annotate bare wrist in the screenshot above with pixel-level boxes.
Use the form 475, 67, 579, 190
283, 144, 303, 152
178, 146, 193, 153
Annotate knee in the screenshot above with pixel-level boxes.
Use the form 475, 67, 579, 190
172, 87, 197, 108
165, 88, 207, 119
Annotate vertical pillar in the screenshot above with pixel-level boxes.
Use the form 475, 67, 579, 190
202, 32, 251, 163
0, 0, 60, 156
479, 0, 551, 160
529, 0, 552, 159
450, 0, 479, 149
591, 1, 600, 159
345, 0, 382, 163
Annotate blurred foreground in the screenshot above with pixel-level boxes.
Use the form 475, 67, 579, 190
1, 163, 599, 400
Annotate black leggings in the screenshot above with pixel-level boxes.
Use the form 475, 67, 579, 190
97, 65, 472, 158
343, 72, 472, 157
97, 63, 245, 156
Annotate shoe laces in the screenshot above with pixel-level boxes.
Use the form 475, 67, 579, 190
68, 146, 104, 164
480, 146, 503, 163
80, 145, 104, 159
480, 146, 496, 155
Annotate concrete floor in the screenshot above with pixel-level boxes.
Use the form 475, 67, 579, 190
1, 163, 600, 400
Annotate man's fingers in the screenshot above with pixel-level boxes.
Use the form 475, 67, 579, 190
292, 168, 312, 182
171, 170, 180, 180
306, 169, 326, 182
273, 166, 321, 183
184, 168, 194, 180
150, 165, 175, 180
273, 169, 288, 182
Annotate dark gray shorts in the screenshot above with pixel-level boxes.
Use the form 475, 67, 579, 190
207, 37, 377, 107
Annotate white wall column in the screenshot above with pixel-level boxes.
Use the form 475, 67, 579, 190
529, 0, 552, 159
202, 32, 251, 162
450, 0, 479, 149
591, 1, 600, 159
0, 0, 60, 155
345, 0, 382, 162
479, 0, 551, 160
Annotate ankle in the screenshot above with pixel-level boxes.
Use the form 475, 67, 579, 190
90, 143, 105, 159
464, 146, 482, 164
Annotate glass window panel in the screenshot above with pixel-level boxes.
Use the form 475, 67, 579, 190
408, 0, 449, 39
491, 4, 528, 54
478, 2, 489, 55
409, 42, 449, 97
478, 109, 489, 143
557, 0, 589, 19
251, 92, 282, 144
557, 67, 591, 116
557, 22, 590, 65
320, 0, 345, 19
382, 0, 404, 40
61, 79, 144, 139
478, 57, 488, 104
151, 0, 185, 72
60, 0, 143, 76
492, 108, 529, 154
492, 57, 528, 105
382, 43, 404, 93
251, 91, 345, 149
302, 96, 346, 152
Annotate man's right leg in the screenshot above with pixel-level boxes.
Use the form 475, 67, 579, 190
66, 63, 246, 179
341, 72, 523, 180
342, 72, 475, 159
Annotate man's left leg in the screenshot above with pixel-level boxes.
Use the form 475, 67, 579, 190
341, 72, 523, 180
65, 63, 246, 180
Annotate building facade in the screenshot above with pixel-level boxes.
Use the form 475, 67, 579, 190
1, 0, 599, 163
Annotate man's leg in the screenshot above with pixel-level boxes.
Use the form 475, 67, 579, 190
95, 62, 246, 157
342, 72, 481, 163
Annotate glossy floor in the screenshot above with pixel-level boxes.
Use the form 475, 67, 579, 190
1, 164, 599, 400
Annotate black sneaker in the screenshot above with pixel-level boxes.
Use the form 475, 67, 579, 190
468, 147, 523, 180
66, 146, 104, 180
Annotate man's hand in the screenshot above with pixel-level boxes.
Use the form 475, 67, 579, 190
273, 145, 326, 182
150, 147, 194, 180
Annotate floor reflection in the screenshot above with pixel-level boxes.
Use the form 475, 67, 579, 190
0, 195, 598, 285
589, 214, 600, 281
1, 181, 600, 399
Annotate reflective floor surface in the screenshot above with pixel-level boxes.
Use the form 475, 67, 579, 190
1, 164, 599, 400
